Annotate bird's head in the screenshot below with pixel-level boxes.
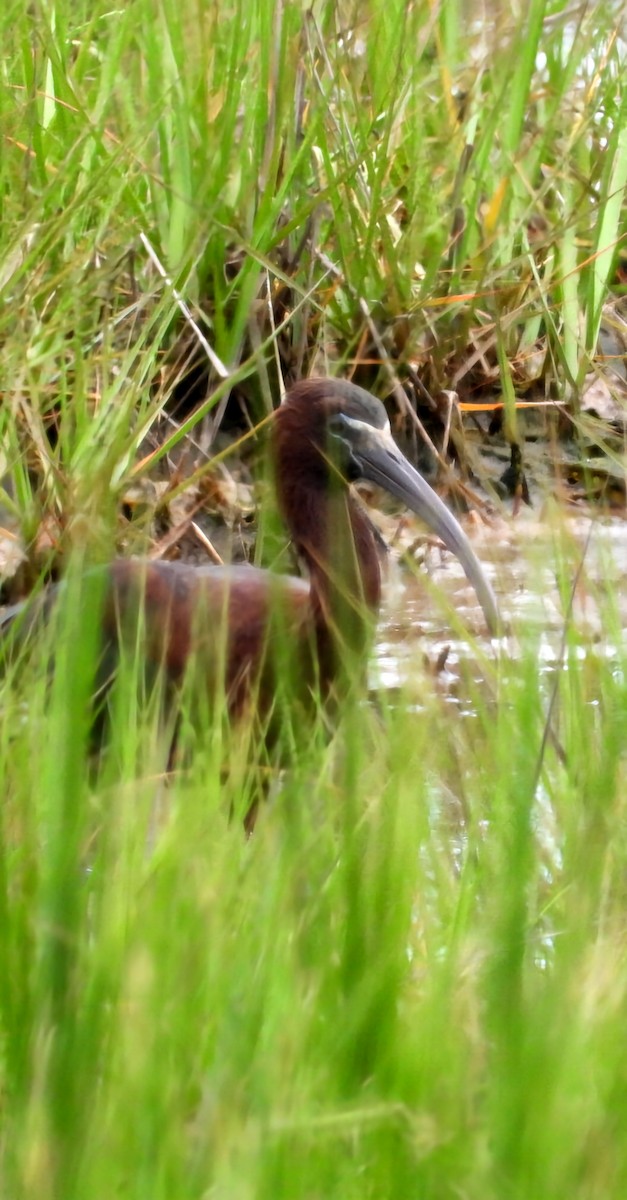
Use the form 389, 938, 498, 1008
276, 378, 501, 636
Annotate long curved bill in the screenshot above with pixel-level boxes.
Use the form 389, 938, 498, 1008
354, 423, 502, 636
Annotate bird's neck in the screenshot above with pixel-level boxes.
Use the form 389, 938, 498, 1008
278, 473, 382, 648
273, 403, 382, 683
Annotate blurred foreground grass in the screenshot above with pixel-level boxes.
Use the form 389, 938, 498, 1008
1, 2, 627, 1196
2, 561, 627, 1199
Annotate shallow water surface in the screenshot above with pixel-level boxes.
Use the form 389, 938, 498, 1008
372, 507, 627, 697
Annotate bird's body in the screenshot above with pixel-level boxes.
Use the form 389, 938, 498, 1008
1, 378, 500, 736
102, 559, 317, 720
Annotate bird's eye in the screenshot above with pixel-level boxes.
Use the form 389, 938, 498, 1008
324, 417, 362, 482
327, 413, 352, 456
328, 413, 349, 439
327, 413, 361, 479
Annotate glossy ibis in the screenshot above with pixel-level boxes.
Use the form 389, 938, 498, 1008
1, 377, 500, 735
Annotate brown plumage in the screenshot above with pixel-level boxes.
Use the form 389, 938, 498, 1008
1, 377, 501, 734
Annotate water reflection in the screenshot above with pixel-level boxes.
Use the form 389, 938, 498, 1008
374, 508, 626, 972
372, 509, 627, 696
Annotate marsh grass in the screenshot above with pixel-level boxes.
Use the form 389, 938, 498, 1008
1, 1, 627, 1196
2, 560, 627, 1198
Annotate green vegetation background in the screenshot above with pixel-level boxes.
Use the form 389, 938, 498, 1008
1, 2, 626, 1197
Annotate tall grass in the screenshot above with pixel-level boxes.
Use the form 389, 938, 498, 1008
2, 560, 627, 1198
1, 2, 627, 1197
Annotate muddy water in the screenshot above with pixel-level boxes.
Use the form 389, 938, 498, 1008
374, 508, 626, 961
372, 508, 627, 698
